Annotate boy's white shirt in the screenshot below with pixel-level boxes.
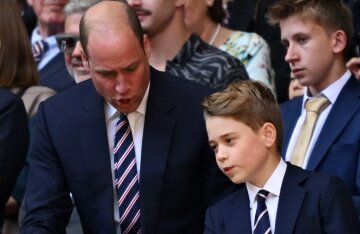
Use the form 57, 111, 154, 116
246, 158, 287, 233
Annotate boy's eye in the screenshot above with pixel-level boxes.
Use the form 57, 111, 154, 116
297, 37, 308, 45
225, 138, 234, 145
209, 143, 218, 153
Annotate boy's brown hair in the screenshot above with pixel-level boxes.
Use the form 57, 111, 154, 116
202, 80, 283, 152
267, 0, 353, 59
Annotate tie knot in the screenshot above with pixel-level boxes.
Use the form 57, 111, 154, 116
305, 96, 329, 114
32, 40, 49, 63
257, 189, 269, 202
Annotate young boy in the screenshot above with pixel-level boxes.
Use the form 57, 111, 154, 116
202, 80, 360, 234
267, 0, 360, 214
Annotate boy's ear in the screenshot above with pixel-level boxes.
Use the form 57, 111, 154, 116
332, 30, 347, 54
261, 122, 277, 148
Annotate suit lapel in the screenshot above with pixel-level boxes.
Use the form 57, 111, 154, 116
79, 81, 116, 232
275, 164, 307, 234
140, 69, 176, 232
307, 77, 360, 170
223, 189, 252, 234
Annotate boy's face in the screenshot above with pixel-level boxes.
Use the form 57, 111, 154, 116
205, 116, 273, 187
280, 14, 340, 95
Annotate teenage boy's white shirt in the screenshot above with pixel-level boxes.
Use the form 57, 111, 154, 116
31, 27, 60, 70
105, 84, 150, 234
246, 158, 287, 234
285, 70, 351, 168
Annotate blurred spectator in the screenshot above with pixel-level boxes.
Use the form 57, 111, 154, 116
0, 2, 55, 233
226, 0, 291, 103
128, 0, 249, 89
27, 0, 75, 92
346, 56, 360, 80
184, 0, 276, 94
0, 89, 29, 233
288, 72, 304, 100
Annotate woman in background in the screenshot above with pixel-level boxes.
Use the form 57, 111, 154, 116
184, 0, 276, 95
0, 1, 55, 233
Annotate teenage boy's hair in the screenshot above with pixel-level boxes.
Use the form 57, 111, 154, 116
267, 0, 353, 59
202, 80, 283, 152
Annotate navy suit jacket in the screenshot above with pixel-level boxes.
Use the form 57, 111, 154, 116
205, 163, 360, 234
281, 76, 360, 213
0, 89, 29, 227
21, 68, 235, 233
39, 53, 75, 93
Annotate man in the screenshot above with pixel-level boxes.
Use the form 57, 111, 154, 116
21, 1, 235, 233
55, 0, 98, 83
267, 0, 360, 213
27, 0, 75, 92
0, 89, 29, 229
127, 0, 248, 89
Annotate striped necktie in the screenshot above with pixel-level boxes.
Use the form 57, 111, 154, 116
253, 189, 272, 234
32, 40, 49, 63
114, 114, 141, 234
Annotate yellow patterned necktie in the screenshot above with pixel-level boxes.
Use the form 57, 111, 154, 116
290, 96, 330, 167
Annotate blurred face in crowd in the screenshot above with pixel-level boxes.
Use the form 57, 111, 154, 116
27, 0, 68, 30
288, 72, 304, 99
127, 0, 176, 37
280, 14, 345, 95
63, 12, 90, 83
206, 115, 275, 187
183, 0, 210, 32
82, 26, 151, 113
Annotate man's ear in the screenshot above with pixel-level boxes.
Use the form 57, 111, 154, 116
261, 122, 277, 148
143, 34, 151, 59
80, 50, 89, 69
332, 30, 347, 54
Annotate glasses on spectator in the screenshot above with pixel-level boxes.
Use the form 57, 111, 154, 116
55, 33, 80, 54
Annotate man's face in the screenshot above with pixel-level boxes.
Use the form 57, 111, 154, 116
280, 14, 339, 95
205, 116, 271, 187
83, 28, 151, 114
127, 0, 176, 36
28, 0, 68, 28
64, 12, 90, 83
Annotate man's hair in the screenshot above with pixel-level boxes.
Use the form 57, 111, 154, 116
267, 0, 353, 59
64, 0, 101, 16
79, 0, 144, 56
0, 1, 38, 88
202, 80, 283, 152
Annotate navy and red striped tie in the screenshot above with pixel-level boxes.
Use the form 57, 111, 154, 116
114, 113, 141, 234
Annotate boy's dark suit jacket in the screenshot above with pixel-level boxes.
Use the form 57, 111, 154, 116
0, 89, 29, 227
205, 163, 360, 234
281, 76, 360, 213
21, 68, 235, 233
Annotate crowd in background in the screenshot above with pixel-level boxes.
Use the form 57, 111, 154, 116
1, 0, 360, 233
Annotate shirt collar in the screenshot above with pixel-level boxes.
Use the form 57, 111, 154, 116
302, 70, 351, 108
105, 83, 150, 121
246, 158, 287, 208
